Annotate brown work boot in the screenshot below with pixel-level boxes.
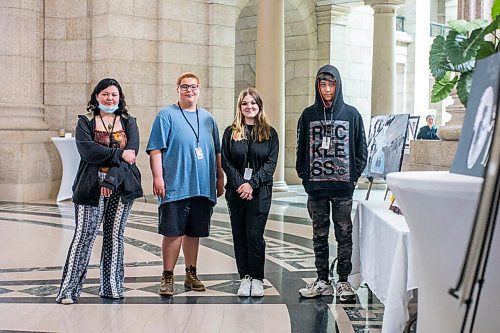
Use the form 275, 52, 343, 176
184, 265, 205, 291
159, 271, 174, 296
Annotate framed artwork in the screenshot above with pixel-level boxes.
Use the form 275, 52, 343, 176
450, 53, 499, 178
362, 114, 410, 179
405, 116, 420, 147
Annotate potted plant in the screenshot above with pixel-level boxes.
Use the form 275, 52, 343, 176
429, 4, 499, 106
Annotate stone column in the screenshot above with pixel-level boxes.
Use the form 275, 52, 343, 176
458, 0, 493, 20
365, 0, 405, 116
413, 0, 431, 119
255, 0, 287, 190
0, 1, 46, 130
316, 1, 351, 69
207, 0, 237, 134
0, 1, 60, 202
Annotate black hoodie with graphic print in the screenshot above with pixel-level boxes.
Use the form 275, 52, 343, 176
295, 65, 368, 198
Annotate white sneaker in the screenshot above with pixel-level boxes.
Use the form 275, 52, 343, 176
237, 275, 252, 297
60, 298, 74, 305
251, 279, 264, 297
336, 281, 356, 303
299, 279, 334, 298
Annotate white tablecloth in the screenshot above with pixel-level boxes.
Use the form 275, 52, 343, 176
351, 201, 416, 333
387, 171, 483, 333
51, 137, 80, 201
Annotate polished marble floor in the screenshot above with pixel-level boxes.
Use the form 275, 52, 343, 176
0, 186, 392, 332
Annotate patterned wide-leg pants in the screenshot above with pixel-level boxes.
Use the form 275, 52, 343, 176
56, 192, 133, 303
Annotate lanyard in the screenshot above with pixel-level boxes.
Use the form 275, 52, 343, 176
246, 125, 254, 169
314, 104, 345, 137
177, 102, 200, 146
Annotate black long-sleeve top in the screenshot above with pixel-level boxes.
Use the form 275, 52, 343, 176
72, 111, 143, 206
221, 125, 279, 190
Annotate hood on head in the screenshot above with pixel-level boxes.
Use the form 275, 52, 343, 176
314, 64, 344, 111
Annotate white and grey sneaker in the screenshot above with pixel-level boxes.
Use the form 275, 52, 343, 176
237, 275, 252, 297
299, 279, 334, 298
251, 279, 264, 297
336, 281, 356, 303
60, 298, 74, 305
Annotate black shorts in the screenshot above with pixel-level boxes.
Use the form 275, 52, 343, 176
158, 196, 214, 237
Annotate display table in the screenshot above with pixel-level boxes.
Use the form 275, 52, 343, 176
386, 171, 483, 333
51, 137, 80, 201
350, 201, 416, 333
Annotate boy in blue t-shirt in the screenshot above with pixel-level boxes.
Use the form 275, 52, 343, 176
146, 72, 224, 297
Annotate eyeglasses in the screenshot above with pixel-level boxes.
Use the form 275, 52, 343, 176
179, 84, 199, 92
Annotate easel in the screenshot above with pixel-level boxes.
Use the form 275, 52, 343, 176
364, 176, 390, 201
365, 176, 374, 200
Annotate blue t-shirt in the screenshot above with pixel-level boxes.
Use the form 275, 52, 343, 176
146, 104, 220, 204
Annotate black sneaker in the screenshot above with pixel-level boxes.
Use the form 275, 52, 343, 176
336, 281, 356, 303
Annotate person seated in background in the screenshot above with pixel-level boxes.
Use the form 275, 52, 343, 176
416, 115, 438, 140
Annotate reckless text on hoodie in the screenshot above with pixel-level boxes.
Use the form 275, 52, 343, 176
295, 65, 368, 198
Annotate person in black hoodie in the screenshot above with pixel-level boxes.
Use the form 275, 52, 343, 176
222, 88, 278, 297
56, 78, 143, 304
296, 65, 367, 302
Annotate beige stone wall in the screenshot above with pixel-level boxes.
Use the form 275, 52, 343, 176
283, 1, 318, 184
42, 0, 239, 196
403, 140, 458, 171
0, 0, 59, 201
91, 0, 159, 194
343, 6, 374, 125
1, 0, 433, 200
44, 0, 90, 133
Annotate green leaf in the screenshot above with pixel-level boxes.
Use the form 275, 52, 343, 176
456, 72, 473, 106
492, 0, 500, 20
476, 41, 496, 60
429, 35, 450, 79
449, 60, 475, 73
468, 19, 489, 30
482, 14, 500, 35
461, 28, 483, 59
431, 74, 458, 103
448, 19, 488, 34
448, 20, 470, 34
446, 30, 478, 65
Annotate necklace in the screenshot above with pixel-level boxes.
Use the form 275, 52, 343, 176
99, 114, 117, 134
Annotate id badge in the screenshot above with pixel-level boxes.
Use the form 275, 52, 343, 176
195, 147, 204, 160
321, 136, 331, 149
243, 167, 253, 180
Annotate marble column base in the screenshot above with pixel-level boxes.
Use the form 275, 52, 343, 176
437, 125, 461, 141
272, 181, 289, 192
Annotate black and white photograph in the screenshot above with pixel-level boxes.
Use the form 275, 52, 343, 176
362, 114, 410, 179
405, 115, 420, 147
450, 53, 499, 177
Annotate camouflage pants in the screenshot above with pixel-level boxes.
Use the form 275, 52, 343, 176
307, 196, 353, 281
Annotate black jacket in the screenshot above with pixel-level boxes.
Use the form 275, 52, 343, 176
295, 64, 368, 198
221, 125, 279, 190
72, 111, 143, 206
416, 125, 438, 140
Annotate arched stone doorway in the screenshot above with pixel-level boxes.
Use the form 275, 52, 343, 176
234, 0, 318, 184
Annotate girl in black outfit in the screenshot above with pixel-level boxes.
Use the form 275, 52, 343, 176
221, 88, 279, 297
